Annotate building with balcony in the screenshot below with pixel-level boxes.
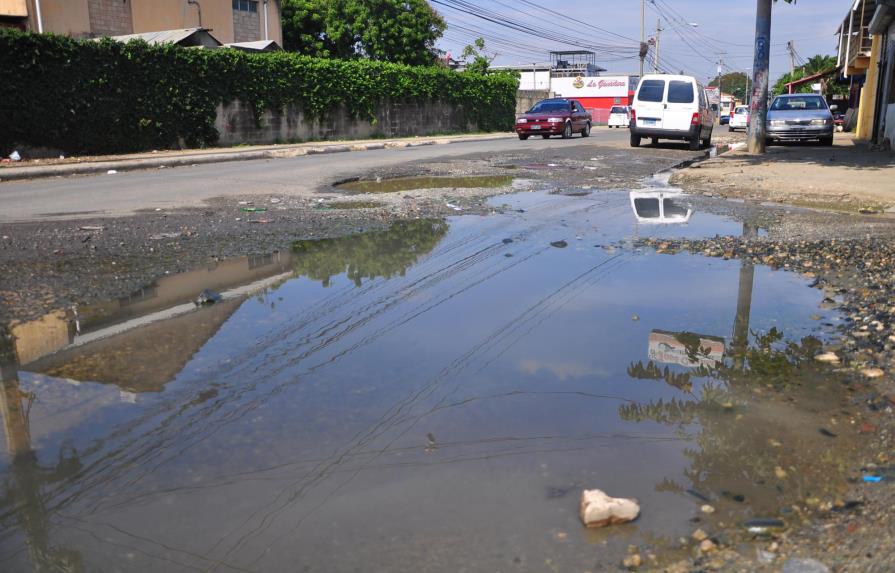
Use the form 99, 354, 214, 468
0, 0, 282, 46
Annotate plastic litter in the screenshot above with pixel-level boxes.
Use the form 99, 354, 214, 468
107, 169, 117, 175
445, 202, 462, 211
9, 150, 21, 161
195, 289, 222, 305
863, 475, 882, 483
580, 489, 640, 528
241, 207, 267, 212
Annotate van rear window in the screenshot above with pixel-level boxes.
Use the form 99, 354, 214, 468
637, 80, 665, 102
610, 106, 627, 113
667, 81, 694, 103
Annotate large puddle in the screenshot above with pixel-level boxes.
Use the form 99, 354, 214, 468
0, 189, 856, 572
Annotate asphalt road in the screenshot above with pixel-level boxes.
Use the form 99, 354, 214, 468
0, 130, 634, 223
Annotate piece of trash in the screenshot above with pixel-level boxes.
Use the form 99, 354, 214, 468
238, 201, 253, 205
700, 504, 716, 514
814, 352, 840, 363
154, 208, 163, 211
59, 155, 65, 160
149, 232, 181, 240
248, 218, 272, 224
79, 226, 104, 231
425, 432, 436, 453
579, 489, 640, 528
585, 166, 598, 170
9, 150, 21, 161
550, 240, 568, 248
241, 207, 267, 212
195, 289, 222, 305
818, 428, 837, 438
270, 198, 281, 204
863, 475, 882, 483
107, 169, 118, 175
547, 163, 558, 167
743, 518, 786, 534
502, 238, 513, 244
631, 314, 640, 321
445, 202, 462, 211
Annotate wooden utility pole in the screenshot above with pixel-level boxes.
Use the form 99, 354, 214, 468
653, 19, 662, 73
786, 41, 796, 75
747, 0, 773, 154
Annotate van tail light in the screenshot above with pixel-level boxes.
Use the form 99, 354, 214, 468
691, 112, 700, 125
630, 109, 636, 122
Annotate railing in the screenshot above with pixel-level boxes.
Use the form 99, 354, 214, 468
847, 25, 873, 66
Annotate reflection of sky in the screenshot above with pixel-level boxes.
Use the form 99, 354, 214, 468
1, 191, 835, 572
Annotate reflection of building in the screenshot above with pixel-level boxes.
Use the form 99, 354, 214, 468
1, 0, 282, 46
8, 250, 292, 392
630, 191, 692, 224
648, 330, 725, 368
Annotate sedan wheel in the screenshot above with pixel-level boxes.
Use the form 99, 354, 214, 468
581, 122, 591, 137
562, 122, 573, 139
541, 134, 550, 139
518, 134, 529, 140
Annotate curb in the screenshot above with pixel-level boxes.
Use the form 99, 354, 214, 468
0, 134, 514, 183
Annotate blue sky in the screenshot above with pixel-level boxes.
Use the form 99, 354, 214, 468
433, 0, 847, 83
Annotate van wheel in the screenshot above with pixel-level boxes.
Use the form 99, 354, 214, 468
630, 133, 641, 147
518, 134, 529, 140
689, 136, 701, 151
728, 126, 734, 132
820, 136, 834, 146
562, 122, 573, 139
581, 122, 591, 137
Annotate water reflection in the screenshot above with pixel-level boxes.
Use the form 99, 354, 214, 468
0, 328, 84, 572
629, 190, 692, 224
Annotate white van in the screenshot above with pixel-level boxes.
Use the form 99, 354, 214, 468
630, 74, 713, 150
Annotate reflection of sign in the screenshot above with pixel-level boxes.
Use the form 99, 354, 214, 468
551, 75, 631, 97
648, 330, 725, 368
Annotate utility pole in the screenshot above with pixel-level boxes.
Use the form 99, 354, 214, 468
653, 19, 662, 73
640, 0, 646, 77
786, 41, 796, 75
747, 0, 772, 154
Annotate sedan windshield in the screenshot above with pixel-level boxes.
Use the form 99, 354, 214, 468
610, 106, 627, 114
527, 101, 570, 113
771, 96, 827, 111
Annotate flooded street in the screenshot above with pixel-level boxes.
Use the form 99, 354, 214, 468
1, 185, 865, 572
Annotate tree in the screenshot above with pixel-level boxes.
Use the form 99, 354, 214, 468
771, 54, 844, 97
715, 72, 748, 101
281, 0, 446, 66
460, 37, 495, 75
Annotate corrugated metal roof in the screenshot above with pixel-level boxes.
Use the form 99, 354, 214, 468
224, 40, 282, 52
105, 28, 222, 47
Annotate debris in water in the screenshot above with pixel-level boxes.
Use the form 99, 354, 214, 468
195, 289, 222, 305
9, 150, 21, 161
502, 238, 513, 244
107, 169, 118, 175
550, 240, 568, 248
79, 226, 104, 231
863, 475, 882, 483
700, 504, 715, 514
814, 352, 840, 363
686, 489, 710, 502
579, 489, 640, 528
818, 428, 837, 438
744, 518, 786, 534
241, 207, 267, 212
445, 202, 462, 211
861, 367, 884, 378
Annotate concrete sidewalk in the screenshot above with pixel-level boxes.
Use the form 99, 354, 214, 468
0, 132, 515, 182
670, 133, 895, 212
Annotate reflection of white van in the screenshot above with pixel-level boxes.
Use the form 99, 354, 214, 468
630, 74, 713, 150
629, 191, 692, 223
608, 105, 630, 128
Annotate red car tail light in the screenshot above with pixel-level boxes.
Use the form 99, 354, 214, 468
691, 112, 700, 125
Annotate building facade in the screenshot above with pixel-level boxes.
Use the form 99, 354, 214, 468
0, 0, 282, 45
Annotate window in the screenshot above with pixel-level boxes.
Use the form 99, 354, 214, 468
771, 96, 827, 111
528, 100, 570, 113
233, 0, 258, 13
637, 80, 665, 102
610, 106, 627, 114
667, 81, 695, 104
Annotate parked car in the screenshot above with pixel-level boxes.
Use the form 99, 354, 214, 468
515, 98, 592, 140
629, 74, 713, 150
729, 105, 750, 131
766, 93, 834, 145
608, 105, 631, 128
719, 114, 730, 125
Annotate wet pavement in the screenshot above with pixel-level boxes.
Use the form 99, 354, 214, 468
0, 185, 867, 571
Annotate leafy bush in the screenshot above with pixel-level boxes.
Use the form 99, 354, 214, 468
0, 29, 517, 154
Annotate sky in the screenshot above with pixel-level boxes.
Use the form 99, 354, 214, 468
432, 0, 849, 83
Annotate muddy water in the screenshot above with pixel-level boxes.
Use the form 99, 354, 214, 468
0, 190, 856, 572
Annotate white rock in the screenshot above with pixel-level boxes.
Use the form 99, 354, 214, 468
814, 352, 840, 363
579, 489, 640, 528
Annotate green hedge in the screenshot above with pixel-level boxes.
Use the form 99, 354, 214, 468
0, 29, 517, 155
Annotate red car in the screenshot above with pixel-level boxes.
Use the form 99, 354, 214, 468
515, 98, 592, 140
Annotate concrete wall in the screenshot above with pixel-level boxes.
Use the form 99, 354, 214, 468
232, 5, 259, 42
28, 0, 91, 36
515, 90, 551, 115
31, 0, 282, 44
0, 0, 28, 17
215, 99, 476, 146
